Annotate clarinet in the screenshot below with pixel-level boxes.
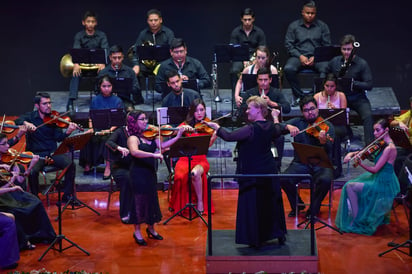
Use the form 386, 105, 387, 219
338, 42, 360, 77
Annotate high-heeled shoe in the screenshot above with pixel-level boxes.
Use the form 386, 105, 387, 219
146, 228, 163, 240
133, 233, 147, 246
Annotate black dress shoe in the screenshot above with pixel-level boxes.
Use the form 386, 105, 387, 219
103, 174, 111, 180
1, 262, 18, 270
278, 236, 286, 245
133, 233, 147, 246
146, 228, 163, 240
288, 205, 305, 217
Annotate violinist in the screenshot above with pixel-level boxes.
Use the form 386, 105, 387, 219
336, 119, 399, 235
161, 69, 200, 108
168, 98, 217, 216
14, 92, 78, 202
280, 95, 335, 218
126, 110, 185, 246
80, 75, 124, 179
314, 73, 348, 178
0, 133, 56, 251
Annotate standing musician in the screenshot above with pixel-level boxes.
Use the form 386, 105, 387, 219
168, 98, 217, 215
126, 110, 185, 246
280, 95, 335, 218
327, 34, 374, 145
336, 119, 399, 235
14, 92, 80, 202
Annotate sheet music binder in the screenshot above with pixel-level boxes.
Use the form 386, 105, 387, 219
136, 45, 170, 62
69, 48, 107, 64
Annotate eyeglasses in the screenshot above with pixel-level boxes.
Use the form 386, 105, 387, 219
302, 106, 316, 113
0, 142, 8, 146
137, 118, 148, 121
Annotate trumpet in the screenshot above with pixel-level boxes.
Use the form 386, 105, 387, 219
59, 53, 99, 78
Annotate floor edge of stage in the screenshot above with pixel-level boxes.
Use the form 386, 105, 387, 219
206, 229, 318, 274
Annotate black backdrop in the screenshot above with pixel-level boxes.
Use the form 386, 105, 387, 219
0, 0, 409, 115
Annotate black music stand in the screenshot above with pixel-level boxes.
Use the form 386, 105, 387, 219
89, 108, 126, 130
57, 132, 101, 218
313, 77, 353, 93
389, 127, 412, 150
379, 166, 412, 257
112, 77, 133, 103
38, 132, 95, 261
163, 135, 211, 226
241, 74, 279, 91
318, 108, 348, 127
292, 142, 342, 234
314, 46, 341, 63
70, 48, 107, 77
137, 45, 170, 117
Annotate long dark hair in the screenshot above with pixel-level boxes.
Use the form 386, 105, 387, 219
185, 98, 206, 127
127, 110, 145, 136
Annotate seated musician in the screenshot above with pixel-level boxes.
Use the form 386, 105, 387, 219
168, 98, 217, 215
80, 75, 124, 179
155, 38, 211, 98
14, 92, 80, 203
280, 96, 335, 218
240, 67, 290, 172
162, 70, 200, 108
98, 45, 142, 109
0, 133, 56, 250
234, 45, 278, 107
314, 73, 348, 178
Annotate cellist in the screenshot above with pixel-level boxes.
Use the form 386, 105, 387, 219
14, 92, 79, 201
280, 95, 335, 218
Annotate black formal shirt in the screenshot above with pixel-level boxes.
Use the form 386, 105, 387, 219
106, 127, 132, 168
230, 25, 266, 56
155, 56, 211, 95
161, 88, 201, 108
327, 55, 373, 95
73, 30, 109, 55
245, 86, 292, 114
284, 18, 331, 58
132, 25, 175, 66
15, 111, 70, 157
98, 64, 140, 101
285, 117, 335, 163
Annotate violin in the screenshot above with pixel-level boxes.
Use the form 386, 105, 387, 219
0, 120, 20, 134
2, 148, 54, 165
194, 117, 215, 135
350, 133, 388, 167
0, 167, 25, 182
305, 117, 333, 142
41, 110, 84, 131
142, 124, 181, 140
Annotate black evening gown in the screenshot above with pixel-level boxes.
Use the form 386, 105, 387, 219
218, 121, 287, 246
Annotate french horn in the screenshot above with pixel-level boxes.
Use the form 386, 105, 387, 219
59, 53, 99, 78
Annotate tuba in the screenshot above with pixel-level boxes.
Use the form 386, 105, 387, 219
59, 53, 99, 78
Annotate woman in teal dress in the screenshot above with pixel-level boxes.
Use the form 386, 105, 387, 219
335, 119, 400, 235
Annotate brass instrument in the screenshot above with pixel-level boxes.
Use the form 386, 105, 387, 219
59, 53, 99, 78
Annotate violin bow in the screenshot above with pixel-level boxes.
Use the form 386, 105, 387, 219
35, 110, 71, 129
349, 131, 389, 163
297, 109, 345, 135
210, 112, 231, 123
0, 114, 5, 133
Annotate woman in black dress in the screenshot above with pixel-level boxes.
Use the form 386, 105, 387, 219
126, 110, 186, 246
205, 96, 297, 247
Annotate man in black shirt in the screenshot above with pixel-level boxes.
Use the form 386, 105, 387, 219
155, 38, 211, 98
229, 8, 266, 95
67, 11, 109, 111
98, 45, 142, 107
284, 1, 331, 106
15, 93, 80, 202
327, 34, 374, 145
162, 70, 200, 108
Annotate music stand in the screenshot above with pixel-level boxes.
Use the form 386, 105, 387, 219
57, 132, 101, 218
314, 46, 341, 63
112, 77, 133, 102
291, 142, 342, 234
389, 127, 412, 150
163, 135, 211, 226
38, 132, 95, 261
313, 77, 353, 93
89, 108, 126, 130
137, 45, 170, 116
70, 48, 107, 77
318, 108, 348, 126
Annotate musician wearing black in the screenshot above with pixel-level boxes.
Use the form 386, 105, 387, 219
98, 45, 143, 107
155, 38, 211, 98
240, 67, 291, 172
131, 8, 175, 78
161, 70, 201, 108
15, 93, 79, 202
327, 34, 374, 144
280, 96, 335, 218
229, 8, 266, 93
68, 11, 109, 111
284, 0, 331, 106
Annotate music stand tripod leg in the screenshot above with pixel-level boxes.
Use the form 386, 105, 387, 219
39, 175, 89, 261
163, 155, 208, 226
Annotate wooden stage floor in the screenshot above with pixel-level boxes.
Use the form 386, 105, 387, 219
8, 188, 412, 274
